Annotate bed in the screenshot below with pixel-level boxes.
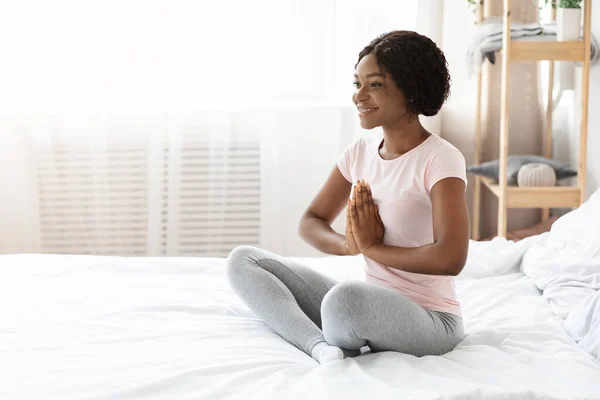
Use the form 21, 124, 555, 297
2, 194, 600, 399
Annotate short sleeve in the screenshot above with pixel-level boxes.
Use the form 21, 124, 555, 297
425, 149, 468, 193
336, 139, 359, 183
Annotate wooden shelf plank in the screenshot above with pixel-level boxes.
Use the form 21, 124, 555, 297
511, 41, 585, 61
507, 187, 581, 208
480, 177, 581, 208
481, 177, 501, 197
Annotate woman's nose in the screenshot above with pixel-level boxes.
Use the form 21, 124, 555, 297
355, 87, 369, 102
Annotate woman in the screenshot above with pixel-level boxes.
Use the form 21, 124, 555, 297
226, 30, 470, 364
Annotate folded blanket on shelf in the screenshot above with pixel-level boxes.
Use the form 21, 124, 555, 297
466, 18, 600, 76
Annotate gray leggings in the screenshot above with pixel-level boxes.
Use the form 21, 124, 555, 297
226, 245, 464, 357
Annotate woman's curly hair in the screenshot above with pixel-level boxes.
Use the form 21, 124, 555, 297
356, 30, 451, 117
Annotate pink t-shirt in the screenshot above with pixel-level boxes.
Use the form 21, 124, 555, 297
336, 132, 467, 317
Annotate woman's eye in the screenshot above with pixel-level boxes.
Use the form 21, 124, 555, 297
352, 81, 361, 88
370, 82, 382, 87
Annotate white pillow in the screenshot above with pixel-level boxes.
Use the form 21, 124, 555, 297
564, 289, 600, 361
545, 188, 600, 251
458, 235, 541, 279
522, 188, 600, 318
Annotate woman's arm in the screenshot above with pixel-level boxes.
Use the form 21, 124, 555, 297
298, 166, 354, 256
361, 177, 470, 276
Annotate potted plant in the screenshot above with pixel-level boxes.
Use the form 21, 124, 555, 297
557, 0, 582, 41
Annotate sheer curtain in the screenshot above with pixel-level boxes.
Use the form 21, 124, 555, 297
0, 0, 434, 256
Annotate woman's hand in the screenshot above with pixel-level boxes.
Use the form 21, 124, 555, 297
344, 199, 361, 255
349, 179, 384, 253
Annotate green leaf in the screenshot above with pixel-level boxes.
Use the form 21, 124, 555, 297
558, 0, 582, 8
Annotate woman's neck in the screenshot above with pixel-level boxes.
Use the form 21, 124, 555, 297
380, 118, 430, 157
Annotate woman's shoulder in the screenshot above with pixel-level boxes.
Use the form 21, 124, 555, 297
426, 134, 463, 155
421, 134, 466, 168
422, 134, 468, 190
337, 134, 378, 178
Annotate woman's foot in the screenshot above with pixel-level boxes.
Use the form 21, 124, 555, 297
311, 342, 345, 364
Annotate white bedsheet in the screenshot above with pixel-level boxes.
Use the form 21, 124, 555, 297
1, 253, 600, 400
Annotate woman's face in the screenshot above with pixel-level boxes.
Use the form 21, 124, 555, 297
352, 54, 409, 130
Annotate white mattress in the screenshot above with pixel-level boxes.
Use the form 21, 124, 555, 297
1, 253, 599, 400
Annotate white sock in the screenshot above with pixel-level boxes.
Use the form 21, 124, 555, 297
311, 342, 344, 364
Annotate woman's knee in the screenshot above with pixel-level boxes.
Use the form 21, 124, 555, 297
321, 281, 367, 348
321, 281, 367, 319
225, 245, 261, 283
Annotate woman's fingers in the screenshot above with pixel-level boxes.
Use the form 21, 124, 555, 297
350, 197, 358, 223
351, 184, 358, 213
360, 180, 370, 215
354, 180, 382, 225
351, 185, 359, 219
352, 180, 380, 223
353, 184, 365, 222
364, 181, 374, 216
355, 181, 363, 208
366, 182, 373, 203
375, 204, 383, 224
346, 199, 353, 229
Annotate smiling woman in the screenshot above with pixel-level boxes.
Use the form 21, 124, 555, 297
227, 30, 470, 365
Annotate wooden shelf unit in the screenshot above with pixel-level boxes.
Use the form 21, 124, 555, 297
471, 0, 592, 239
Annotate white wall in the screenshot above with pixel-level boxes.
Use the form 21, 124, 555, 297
440, 2, 477, 158
562, 6, 600, 199
440, 2, 479, 218
260, 106, 364, 257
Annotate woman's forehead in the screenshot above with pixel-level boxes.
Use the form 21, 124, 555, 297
355, 55, 388, 77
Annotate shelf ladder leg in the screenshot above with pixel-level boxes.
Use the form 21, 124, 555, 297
579, 0, 592, 204
542, 6, 557, 222
497, 0, 512, 238
472, 1, 484, 240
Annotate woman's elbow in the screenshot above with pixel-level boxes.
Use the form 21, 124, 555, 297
297, 212, 317, 240
446, 260, 466, 276
438, 246, 468, 276
297, 214, 309, 239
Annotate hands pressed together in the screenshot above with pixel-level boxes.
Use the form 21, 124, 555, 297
344, 179, 385, 255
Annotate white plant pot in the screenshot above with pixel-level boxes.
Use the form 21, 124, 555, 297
556, 7, 581, 91
557, 7, 582, 41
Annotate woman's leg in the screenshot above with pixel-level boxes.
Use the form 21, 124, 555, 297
321, 281, 464, 356
226, 245, 342, 361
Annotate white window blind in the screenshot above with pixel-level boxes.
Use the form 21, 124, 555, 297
169, 140, 261, 257
35, 134, 261, 257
